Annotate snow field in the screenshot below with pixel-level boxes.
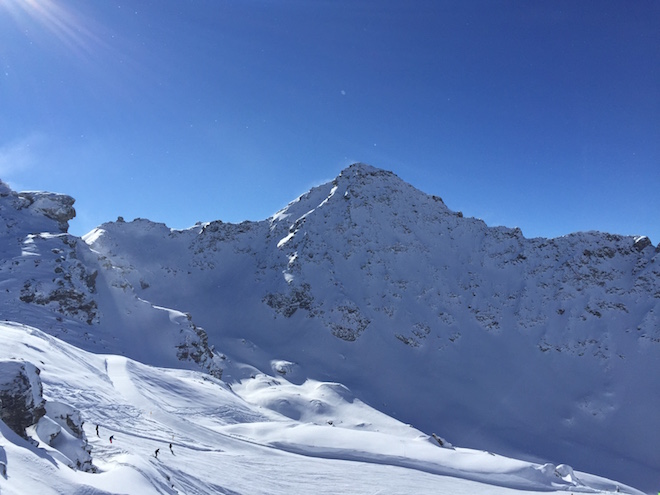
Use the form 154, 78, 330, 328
0, 322, 644, 494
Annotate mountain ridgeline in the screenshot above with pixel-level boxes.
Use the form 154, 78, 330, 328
1, 163, 658, 491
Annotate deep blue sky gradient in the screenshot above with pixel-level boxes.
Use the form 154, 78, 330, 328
1, 0, 658, 242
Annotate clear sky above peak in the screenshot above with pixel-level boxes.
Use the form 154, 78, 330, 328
1, 0, 658, 243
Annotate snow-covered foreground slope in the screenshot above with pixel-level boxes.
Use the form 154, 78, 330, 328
0, 322, 644, 494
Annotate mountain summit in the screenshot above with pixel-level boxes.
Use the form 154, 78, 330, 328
1, 164, 658, 492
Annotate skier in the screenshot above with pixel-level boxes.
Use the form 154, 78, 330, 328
95, 424, 99, 437
154, 448, 160, 458
109, 435, 114, 443
169, 443, 173, 454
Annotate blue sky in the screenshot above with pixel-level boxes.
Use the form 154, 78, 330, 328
1, 0, 658, 242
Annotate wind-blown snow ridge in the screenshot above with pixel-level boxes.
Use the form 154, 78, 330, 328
1, 165, 658, 493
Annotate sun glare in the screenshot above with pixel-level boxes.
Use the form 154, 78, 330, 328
0, 0, 100, 58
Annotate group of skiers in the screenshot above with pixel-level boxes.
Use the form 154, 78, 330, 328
96, 424, 174, 459
154, 444, 174, 458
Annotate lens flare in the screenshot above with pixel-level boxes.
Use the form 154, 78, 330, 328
0, 0, 103, 58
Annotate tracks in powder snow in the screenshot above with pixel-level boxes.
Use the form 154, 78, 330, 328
96, 357, 629, 494
103, 356, 225, 451
100, 356, 282, 457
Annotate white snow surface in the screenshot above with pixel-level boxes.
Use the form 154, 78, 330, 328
0, 166, 658, 493
0, 322, 644, 494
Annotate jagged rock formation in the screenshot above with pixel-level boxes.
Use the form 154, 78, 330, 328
15, 191, 76, 233
0, 179, 75, 234
174, 313, 224, 380
17, 234, 99, 325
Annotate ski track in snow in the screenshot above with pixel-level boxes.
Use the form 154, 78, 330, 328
0, 323, 641, 494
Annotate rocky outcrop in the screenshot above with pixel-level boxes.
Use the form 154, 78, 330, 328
175, 314, 224, 380
0, 359, 95, 472
633, 235, 653, 252
18, 191, 76, 233
32, 401, 95, 472
264, 283, 314, 318
0, 180, 75, 234
17, 234, 99, 325
0, 360, 46, 438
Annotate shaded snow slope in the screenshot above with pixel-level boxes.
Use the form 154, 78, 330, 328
1, 164, 658, 492
0, 322, 644, 494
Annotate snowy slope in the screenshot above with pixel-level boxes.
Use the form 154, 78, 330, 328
1, 165, 658, 492
0, 183, 223, 377
0, 321, 644, 494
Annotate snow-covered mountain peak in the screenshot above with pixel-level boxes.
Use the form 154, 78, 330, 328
269, 163, 453, 258
335, 161, 400, 189
2, 165, 659, 492
274, 163, 448, 217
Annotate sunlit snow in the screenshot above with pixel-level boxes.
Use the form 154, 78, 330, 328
0, 323, 643, 495
0, 167, 656, 494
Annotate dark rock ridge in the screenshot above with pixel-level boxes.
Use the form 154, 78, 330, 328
17, 234, 99, 325
16, 191, 76, 233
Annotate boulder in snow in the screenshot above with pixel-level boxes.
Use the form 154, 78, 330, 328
0, 360, 46, 438
32, 401, 94, 472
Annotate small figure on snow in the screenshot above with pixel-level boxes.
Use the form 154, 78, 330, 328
169, 443, 173, 454
109, 435, 114, 443
154, 448, 160, 458
95, 424, 99, 437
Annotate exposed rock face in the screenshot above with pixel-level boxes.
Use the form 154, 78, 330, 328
264, 283, 314, 318
0, 359, 95, 472
0, 360, 46, 438
15, 234, 99, 325
633, 235, 652, 252
0, 180, 12, 196
33, 401, 95, 472
175, 315, 224, 380
0, 180, 75, 234
18, 191, 76, 233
